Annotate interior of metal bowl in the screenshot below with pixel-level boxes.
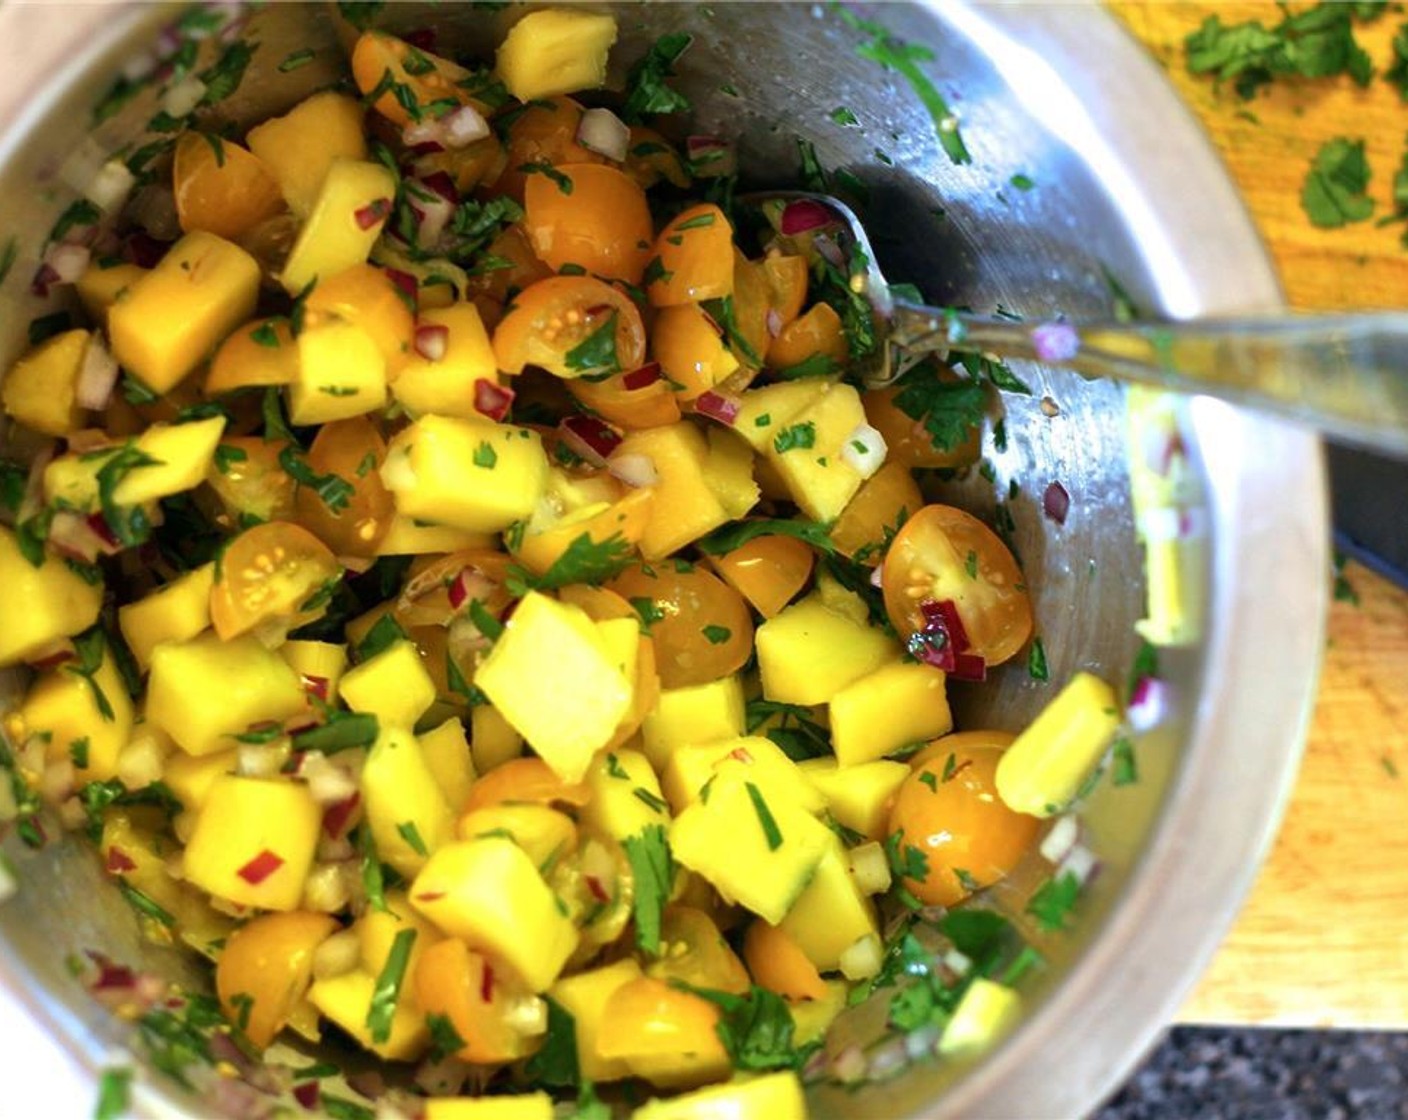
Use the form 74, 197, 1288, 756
0, 3, 1327, 1117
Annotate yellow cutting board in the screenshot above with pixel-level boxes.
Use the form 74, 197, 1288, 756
1113, 2, 1408, 1027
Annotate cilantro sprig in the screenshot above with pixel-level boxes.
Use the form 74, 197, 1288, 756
621, 825, 673, 955
506, 533, 634, 595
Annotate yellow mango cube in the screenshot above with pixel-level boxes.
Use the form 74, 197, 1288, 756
732, 379, 828, 452
549, 958, 642, 1083
116, 417, 228, 505
339, 640, 437, 730
777, 841, 879, 971
755, 593, 897, 705
456, 804, 577, 870
287, 320, 387, 425
469, 703, 524, 774
423, 1095, 553, 1120
376, 516, 497, 556
381, 414, 548, 534
613, 423, 729, 560
182, 775, 321, 910
829, 661, 952, 766
797, 758, 909, 841
631, 1071, 808, 1120
474, 592, 632, 783
791, 980, 849, 1046
496, 9, 618, 101
662, 737, 824, 816
995, 671, 1121, 818
162, 748, 238, 813
702, 428, 761, 520
76, 261, 147, 324
1, 329, 89, 436
409, 837, 578, 991
764, 381, 870, 522
308, 968, 429, 1062
582, 749, 670, 841
147, 633, 306, 756
670, 771, 832, 924
16, 654, 133, 783
279, 640, 348, 700
639, 674, 746, 770
391, 304, 498, 419
281, 158, 396, 295
0, 526, 103, 666
361, 725, 454, 878
938, 977, 1022, 1057
418, 718, 475, 813
245, 91, 368, 217
117, 563, 215, 671
357, 892, 442, 975
109, 230, 261, 392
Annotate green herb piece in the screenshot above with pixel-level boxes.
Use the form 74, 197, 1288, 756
211, 444, 248, 476
426, 1012, 466, 1061
1302, 136, 1375, 228
772, 422, 816, 454
337, 1, 386, 29
891, 365, 987, 452
1383, 755, 1400, 779
885, 830, 929, 884
623, 33, 693, 122
812, 241, 879, 360
687, 984, 814, 1071
0, 237, 18, 286
396, 821, 428, 857
1127, 640, 1160, 698
278, 446, 354, 514
701, 624, 731, 645
744, 699, 832, 762
744, 782, 783, 850
830, 105, 860, 126
292, 712, 380, 755
322, 1096, 376, 1120
1184, 5, 1374, 100
468, 598, 504, 641
120, 881, 177, 928
1028, 637, 1049, 681
470, 439, 499, 470
774, 353, 840, 380
606, 754, 630, 780
1111, 737, 1138, 786
697, 518, 836, 557
1010, 173, 1035, 190
94, 1068, 132, 1120
278, 48, 316, 73
506, 533, 633, 594
1333, 549, 1360, 605
69, 737, 91, 770
1028, 870, 1081, 932
517, 161, 573, 194
358, 826, 389, 913
28, 311, 73, 346
199, 42, 253, 105
629, 596, 665, 634
67, 629, 115, 721
701, 294, 762, 366
524, 997, 581, 1087
675, 211, 717, 231
633, 787, 668, 814
621, 825, 673, 954
563, 312, 621, 378
356, 614, 409, 661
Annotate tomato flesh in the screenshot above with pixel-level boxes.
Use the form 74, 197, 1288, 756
210, 521, 341, 641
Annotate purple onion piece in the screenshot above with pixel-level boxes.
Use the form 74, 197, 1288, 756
1031, 320, 1081, 363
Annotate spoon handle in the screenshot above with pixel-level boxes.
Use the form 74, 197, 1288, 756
890, 305, 1408, 456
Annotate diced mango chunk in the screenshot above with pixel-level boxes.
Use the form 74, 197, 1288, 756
109, 230, 261, 392
1, 329, 90, 436
308, 968, 429, 1062
582, 749, 670, 841
612, 424, 729, 560
549, 958, 642, 1083
76, 262, 147, 325
418, 718, 475, 813
755, 592, 897, 705
662, 736, 824, 817
630, 1071, 809, 1120
146, 633, 307, 756
362, 725, 454, 878
15, 653, 133, 782
995, 671, 1120, 818
777, 841, 879, 971
182, 775, 322, 911
639, 675, 746, 770
281, 158, 396, 295
246, 91, 368, 217
423, 1094, 554, 1120
798, 758, 909, 841
764, 381, 871, 522
391, 304, 498, 419
496, 9, 618, 101
114, 416, 227, 505
702, 427, 760, 521
381, 415, 548, 534
376, 516, 498, 556
410, 837, 578, 991
280, 640, 348, 701
829, 660, 952, 766
474, 592, 632, 783
938, 977, 1022, 1057
469, 702, 525, 774
287, 320, 387, 425
117, 563, 215, 671
0, 526, 103, 666
339, 640, 437, 730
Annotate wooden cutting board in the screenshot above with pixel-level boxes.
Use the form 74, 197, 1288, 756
1112, 2, 1408, 1028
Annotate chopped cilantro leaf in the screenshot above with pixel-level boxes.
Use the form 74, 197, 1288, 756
1302, 137, 1375, 228
1028, 870, 1081, 932
366, 928, 415, 1043
472, 441, 498, 469
94, 1068, 132, 1120
622, 33, 693, 122
292, 712, 379, 755
687, 984, 815, 1071
1184, 5, 1374, 100
622, 825, 673, 954
524, 997, 581, 1087
563, 312, 620, 378
772, 422, 816, 454
701, 624, 731, 645
830, 105, 860, 126
396, 821, 427, 856
1028, 637, 1049, 681
891, 364, 987, 451
355, 613, 409, 662
518, 161, 573, 194
1111, 736, 1138, 786
506, 533, 633, 594
697, 518, 836, 556
745, 782, 783, 850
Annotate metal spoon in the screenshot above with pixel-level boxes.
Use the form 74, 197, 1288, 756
750, 191, 1408, 457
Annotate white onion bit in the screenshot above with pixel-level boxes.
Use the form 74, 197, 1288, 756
576, 107, 630, 162
942, 947, 972, 976
1038, 813, 1080, 864
443, 104, 491, 147
86, 160, 138, 213
840, 421, 887, 479
607, 453, 659, 488
42, 242, 91, 286
313, 929, 361, 980
161, 76, 207, 118
414, 323, 450, 361
76, 335, 120, 410
1059, 842, 1100, 887
1126, 676, 1170, 733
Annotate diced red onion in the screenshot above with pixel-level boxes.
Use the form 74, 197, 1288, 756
870, 565, 884, 588
919, 598, 972, 653
576, 107, 630, 162
831, 1043, 867, 1085
1043, 480, 1070, 526
88, 956, 137, 993
292, 1082, 320, 1111
686, 136, 736, 178
414, 890, 446, 903
585, 874, 609, 903
1179, 507, 1208, 539
354, 197, 392, 231
1031, 320, 1081, 363
951, 651, 987, 681
105, 846, 137, 873
607, 452, 659, 488
480, 962, 495, 1003
76, 335, 120, 410
85, 160, 137, 214
409, 190, 454, 251
1127, 675, 1169, 732
403, 119, 447, 148
34, 242, 90, 294
420, 171, 458, 203
694, 390, 740, 426
841, 422, 887, 479
1143, 426, 1185, 477
1038, 814, 1080, 864
29, 263, 60, 298
443, 104, 490, 147
414, 323, 449, 361
46, 511, 117, 564
321, 791, 361, 836
779, 198, 837, 236
161, 75, 207, 118
236, 849, 284, 885
813, 233, 846, 269
301, 674, 330, 701
559, 415, 622, 467
621, 362, 662, 391
473, 378, 514, 422
385, 268, 419, 306
766, 308, 783, 338
27, 642, 75, 671
124, 231, 169, 268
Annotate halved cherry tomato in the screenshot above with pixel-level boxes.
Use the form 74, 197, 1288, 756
708, 534, 814, 619
413, 939, 542, 1063
465, 224, 553, 311
206, 318, 299, 396
513, 487, 655, 577
493, 276, 646, 380
410, 135, 508, 195
495, 96, 606, 202
305, 265, 415, 380
829, 459, 924, 563
461, 757, 591, 814
523, 164, 653, 285
910, 729, 1016, 767
724, 249, 772, 370
742, 920, 828, 1002
172, 133, 285, 241
647, 204, 734, 307
597, 976, 730, 1088
645, 906, 751, 995
215, 911, 337, 1049
863, 379, 982, 470
394, 548, 514, 628
651, 304, 739, 401
557, 584, 637, 622
205, 438, 296, 527
766, 301, 847, 373
458, 803, 579, 870
605, 563, 754, 689
881, 504, 1033, 666
294, 416, 394, 559
209, 521, 342, 641
350, 30, 487, 129
567, 372, 681, 430
887, 742, 1038, 907
623, 125, 689, 190
761, 252, 809, 327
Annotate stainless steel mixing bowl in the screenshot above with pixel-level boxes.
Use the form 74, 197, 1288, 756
0, 3, 1326, 1117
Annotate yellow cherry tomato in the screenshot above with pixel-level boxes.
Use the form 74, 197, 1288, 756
647, 204, 734, 307
513, 487, 655, 577
350, 30, 488, 128
209, 521, 342, 641
623, 125, 690, 190
646, 906, 751, 995
863, 380, 982, 470
829, 459, 924, 563
205, 438, 296, 527
492, 276, 646, 380
523, 164, 654, 286
173, 133, 285, 241
742, 920, 828, 1002
766, 301, 847, 374
496, 95, 606, 202
205, 318, 299, 396
461, 757, 592, 815
294, 416, 394, 559
708, 534, 815, 619
651, 304, 738, 401
413, 939, 542, 1063
304, 265, 415, 380
215, 910, 337, 1049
